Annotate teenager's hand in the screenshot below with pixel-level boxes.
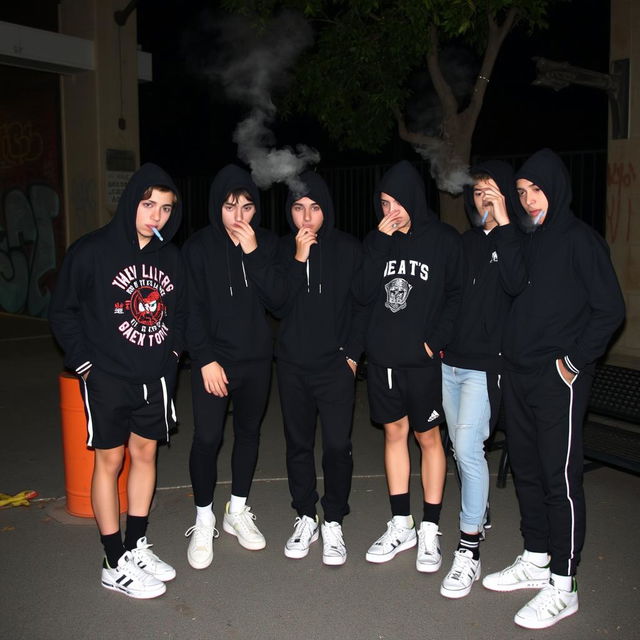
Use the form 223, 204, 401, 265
201, 361, 229, 397
294, 227, 318, 262
556, 358, 576, 384
232, 220, 258, 254
346, 358, 357, 375
378, 214, 402, 236
82, 370, 90, 381
424, 342, 434, 358
481, 179, 509, 226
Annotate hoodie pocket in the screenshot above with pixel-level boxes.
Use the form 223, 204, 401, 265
554, 359, 578, 388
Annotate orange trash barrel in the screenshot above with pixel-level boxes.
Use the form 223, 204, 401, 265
58, 372, 130, 518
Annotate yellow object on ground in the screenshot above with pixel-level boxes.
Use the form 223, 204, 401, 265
0, 490, 39, 508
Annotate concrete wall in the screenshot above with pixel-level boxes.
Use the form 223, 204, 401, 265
608, 0, 639, 361
59, 0, 139, 245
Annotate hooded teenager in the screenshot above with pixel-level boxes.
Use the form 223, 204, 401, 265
482, 149, 625, 630
274, 171, 365, 565
182, 164, 285, 568
439, 160, 527, 599
49, 163, 185, 599
358, 160, 462, 573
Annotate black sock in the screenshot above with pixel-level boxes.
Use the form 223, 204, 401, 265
389, 493, 411, 517
458, 531, 481, 560
422, 501, 442, 525
123, 514, 148, 551
101, 531, 125, 567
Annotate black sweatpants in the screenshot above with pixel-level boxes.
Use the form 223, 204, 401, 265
277, 358, 355, 523
189, 359, 271, 507
503, 360, 592, 576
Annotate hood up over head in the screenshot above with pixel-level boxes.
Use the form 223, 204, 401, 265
285, 171, 335, 236
208, 164, 262, 232
374, 160, 436, 232
109, 163, 182, 250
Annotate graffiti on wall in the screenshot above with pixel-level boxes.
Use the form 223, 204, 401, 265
607, 161, 635, 244
0, 185, 59, 317
0, 120, 44, 169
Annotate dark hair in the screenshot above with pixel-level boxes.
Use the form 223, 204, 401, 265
142, 185, 177, 204
470, 173, 492, 184
225, 188, 254, 204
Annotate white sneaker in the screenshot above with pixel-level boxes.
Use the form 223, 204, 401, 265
223, 502, 266, 550
482, 554, 550, 592
284, 515, 319, 559
365, 515, 417, 564
416, 521, 442, 573
130, 536, 176, 581
321, 521, 347, 566
440, 549, 481, 598
514, 579, 579, 629
101, 551, 166, 599
185, 515, 219, 570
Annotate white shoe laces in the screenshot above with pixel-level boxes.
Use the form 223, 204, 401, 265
119, 551, 156, 582
185, 522, 219, 546
418, 526, 441, 555
447, 550, 476, 582
230, 508, 260, 535
323, 524, 345, 552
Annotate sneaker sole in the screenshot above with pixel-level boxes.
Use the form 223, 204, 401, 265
101, 578, 166, 599
482, 577, 549, 592
222, 520, 266, 550
323, 553, 347, 566
514, 602, 579, 629
187, 551, 213, 570
416, 556, 442, 573
365, 536, 417, 564
284, 530, 319, 559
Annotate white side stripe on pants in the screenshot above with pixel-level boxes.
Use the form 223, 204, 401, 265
81, 378, 95, 447
387, 368, 393, 390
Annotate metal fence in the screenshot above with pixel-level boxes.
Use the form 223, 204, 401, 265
173, 150, 606, 245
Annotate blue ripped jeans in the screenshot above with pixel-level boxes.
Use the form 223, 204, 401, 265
442, 364, 490, 533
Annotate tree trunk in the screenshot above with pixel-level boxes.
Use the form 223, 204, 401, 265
439, 191, 467, 231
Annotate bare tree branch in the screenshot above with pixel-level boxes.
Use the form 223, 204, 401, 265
426, 24, 459, 118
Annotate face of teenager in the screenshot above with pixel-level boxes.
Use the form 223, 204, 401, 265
380, 192, 411, 233
472, 179, 498, 230
516, 179, 549, 225
135, 189, 174, 248
221, 194, 256, 238
291, 197, 324, 233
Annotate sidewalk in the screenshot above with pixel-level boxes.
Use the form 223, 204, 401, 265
1, 314, 639, 640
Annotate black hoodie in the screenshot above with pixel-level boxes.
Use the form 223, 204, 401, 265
443, 160, 527, 373
503, 148, 625, 373
274, 171, 365, 369
359, 160, 462, 368
182, 165, 284, 368
49, 163, 185, 384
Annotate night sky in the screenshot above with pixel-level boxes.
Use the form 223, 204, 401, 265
137, 0, 610, 178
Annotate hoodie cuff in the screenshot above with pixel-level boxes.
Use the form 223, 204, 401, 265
74, 361, 92, 376
242, 243, 268, 269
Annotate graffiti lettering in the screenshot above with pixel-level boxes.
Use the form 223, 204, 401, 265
0, 121, 44, 169
0, 185, 59, 316
607, 162, 636, 243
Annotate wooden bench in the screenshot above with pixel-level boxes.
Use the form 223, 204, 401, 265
494, 363, 640, 487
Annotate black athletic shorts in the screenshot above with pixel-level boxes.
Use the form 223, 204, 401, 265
80, 367, 176, 449
367, 362, 444, 432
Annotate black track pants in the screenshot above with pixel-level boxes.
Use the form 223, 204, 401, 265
277, 358, 355, 523
189, 360, 271, 506
503, 361, 592, 576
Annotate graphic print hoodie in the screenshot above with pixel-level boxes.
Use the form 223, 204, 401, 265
360, 160, 462, 368
49, 163, 185, 384
443, 160, 527, 373
503, 148, 625, 374
182, 164, 284, 369
274, 171, 365, 369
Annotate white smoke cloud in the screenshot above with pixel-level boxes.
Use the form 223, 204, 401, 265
207, 10, 319, 192
414, 140, 473, 195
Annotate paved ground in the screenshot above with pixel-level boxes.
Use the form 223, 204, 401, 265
1, 312, 639, 640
